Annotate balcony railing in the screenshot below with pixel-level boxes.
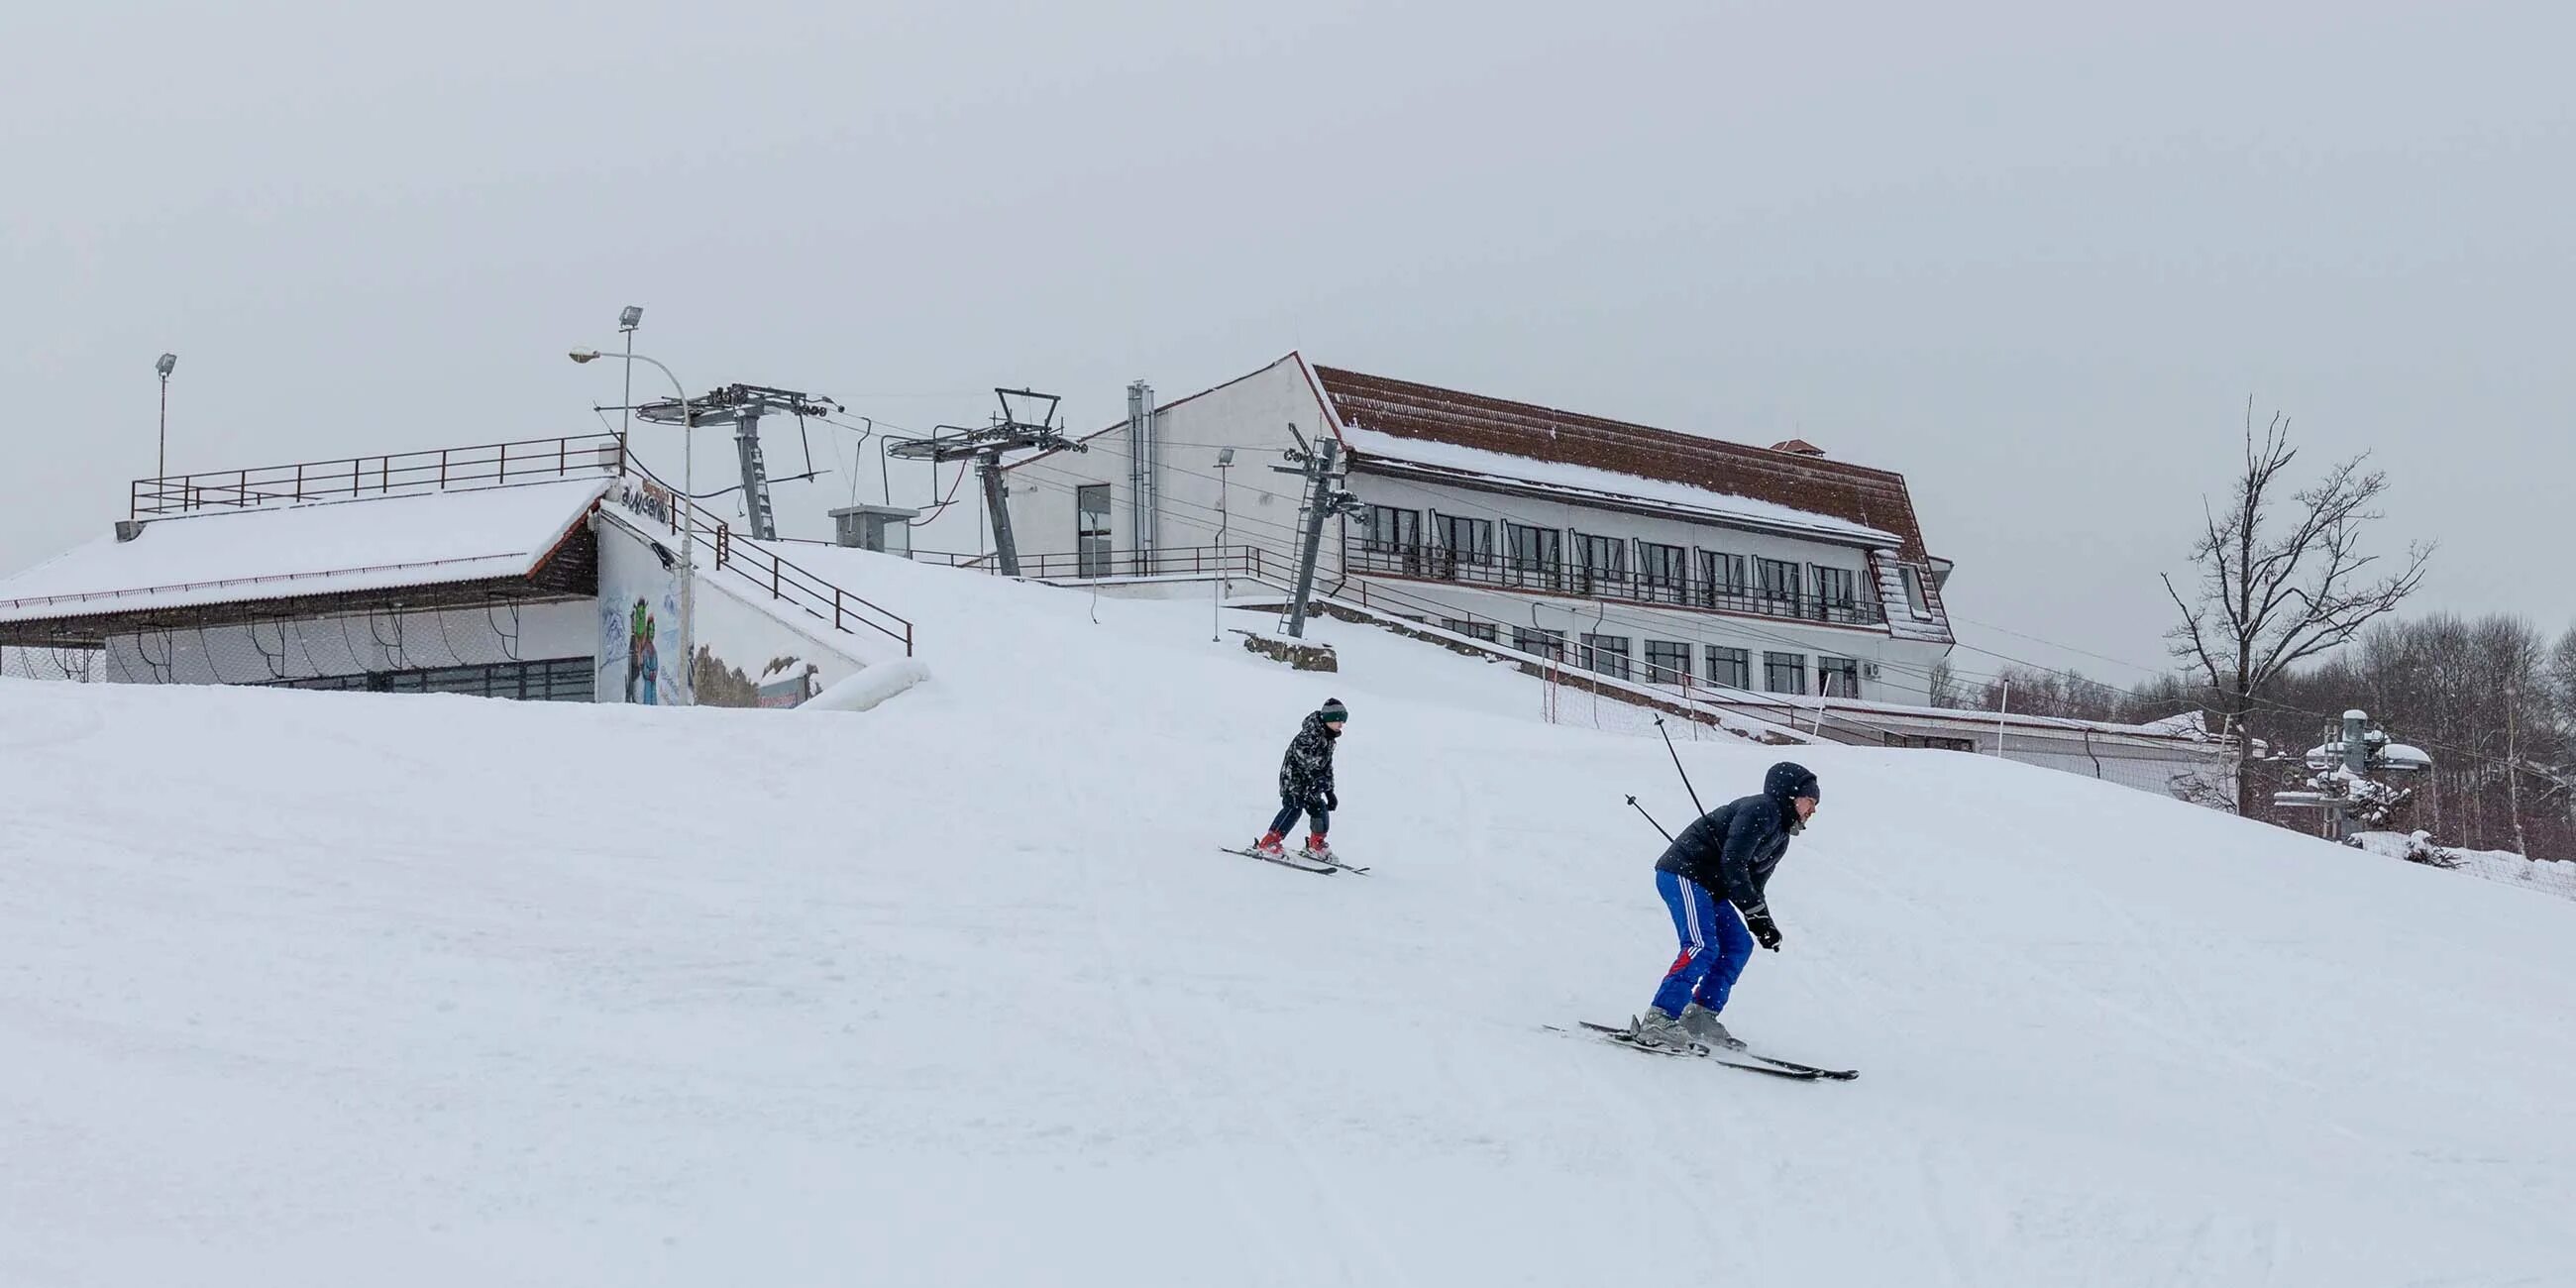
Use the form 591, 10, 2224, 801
912, 544, 1270, 583
1345, 544, 1887, 627
132, 432, 626, 519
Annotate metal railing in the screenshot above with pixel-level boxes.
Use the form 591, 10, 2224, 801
1343, 545, 1886, 626
912, 544, 1270, 582
132, 433, 626, 519
605, 481, 914, 656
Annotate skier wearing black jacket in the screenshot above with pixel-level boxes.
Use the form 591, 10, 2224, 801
1629, 761, 1820, 1051
1251, 698, 1347, 861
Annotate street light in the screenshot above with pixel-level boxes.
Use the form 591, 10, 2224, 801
155, 353, 177, 480
1213, 447, 1235, 642
616, 306, 643, 450
571, 345, 698, 706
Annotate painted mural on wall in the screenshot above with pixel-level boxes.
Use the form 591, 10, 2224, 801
594, 499, 687, 705
593, 490, 865, 708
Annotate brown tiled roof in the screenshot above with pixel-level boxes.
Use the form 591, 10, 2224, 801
1314, 366, 1933, 559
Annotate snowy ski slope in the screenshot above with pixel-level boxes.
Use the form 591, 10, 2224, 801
4, 551, 2573, 1286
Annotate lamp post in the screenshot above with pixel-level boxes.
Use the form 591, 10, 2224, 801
572, 346, 696, 706
155, 353, 176, 481
616, 306, 642, 451
1213, 447, 1234, 642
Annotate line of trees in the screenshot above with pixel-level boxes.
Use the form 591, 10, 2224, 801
1932, 405, 2573, 861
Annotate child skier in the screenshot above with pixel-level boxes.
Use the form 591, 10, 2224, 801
1252, 698, 1347, 861
1629, 760, 1820, 1052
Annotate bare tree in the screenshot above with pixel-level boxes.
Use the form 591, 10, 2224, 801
2163, 407, 2432, 808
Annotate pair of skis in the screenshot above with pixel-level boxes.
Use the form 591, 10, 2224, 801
1219, 846, 1371, 876
1556, 1020, 1858, 1082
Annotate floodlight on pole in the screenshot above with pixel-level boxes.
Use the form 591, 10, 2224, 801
155, 353, 177, 480
569, 344, 698, 707
615, 305, 643, 460
1213, 446, 1236, 643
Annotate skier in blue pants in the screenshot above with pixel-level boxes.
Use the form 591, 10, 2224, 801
1630, 761, 1820, 1051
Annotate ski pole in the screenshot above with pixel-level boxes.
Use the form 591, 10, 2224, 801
1654, 716, 1707, 817
1626, 795, 1673, 842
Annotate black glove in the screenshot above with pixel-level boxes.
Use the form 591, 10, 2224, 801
1322, 790, 1339, 811
1744, 909, 1782, 951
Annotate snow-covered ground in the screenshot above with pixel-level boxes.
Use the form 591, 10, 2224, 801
2350, 829, 2576, 904
6, 551, 2575, 1286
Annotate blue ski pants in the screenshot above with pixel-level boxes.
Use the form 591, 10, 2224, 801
1268, 797, 1329, 837
1650, 870, 1754, 1018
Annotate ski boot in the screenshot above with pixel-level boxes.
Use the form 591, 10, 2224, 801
1300, 834, 1334, 863
1252, 831, 1288, 859
1628, 1006, 1697, 1052
1678, 1003, 1746, 1051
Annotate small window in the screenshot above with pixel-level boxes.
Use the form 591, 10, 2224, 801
1638, 542, 1687, 602
1513, 627, 1566, 661
1505, 523, 1563, 589
1818, 656, 1862, 698
1643, 640, 1692, 685
1440, 617, 1500, 643
1579, 633, 1632, 680
1756, 558, 1802, 609
1899, 566, 1932, 618
1813, 567, 1859, 614
1707, 646, 1751, 691
1699, 551, 1747, 606
1764, 651, 1807, 695
1576, 534, 1627, 594
1437, 515, 1495, 573
1076, 484, 1113, 577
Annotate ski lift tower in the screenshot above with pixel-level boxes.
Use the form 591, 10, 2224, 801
885, 388, 1086, 578
634, 383, 840, 541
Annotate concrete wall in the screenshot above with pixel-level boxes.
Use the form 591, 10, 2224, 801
592, 505, 870, 708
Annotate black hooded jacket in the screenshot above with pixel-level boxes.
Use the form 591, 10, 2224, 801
1653, 761, 1819, 917
1277, 711, 1340, 804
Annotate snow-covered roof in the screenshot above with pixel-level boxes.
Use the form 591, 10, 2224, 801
0, 479, 610, 625
1337, 423, 1901, 547
1313, 363, 1934, 557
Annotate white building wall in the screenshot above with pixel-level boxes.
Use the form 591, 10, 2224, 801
915, 357, 1329, 577
925, 353, 1950, 703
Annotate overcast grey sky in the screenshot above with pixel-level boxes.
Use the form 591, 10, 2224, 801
7, 1, 2569, 686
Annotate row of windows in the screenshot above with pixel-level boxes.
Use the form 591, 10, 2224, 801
265, 657, 594, 701
1504, 627, 1865, 698
1360, 505, 1927, 616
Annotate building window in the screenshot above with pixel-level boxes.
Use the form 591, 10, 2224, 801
1505, 523, 1562, 589
1441, 617, 1499, 643
1899, 566, 1933, 618
1764, 651, 1807, 695
1756, 558, 1802, 611
1362, 505, 1424, 575
1575, 534, 1627, 595
1435, 514, 1494, 578
1364, 505, 1421, 554
1076, 484, 1113, 577
1818, 656, 1862, 698
273, 657, 592, 701
1638, 542, 1687, 603
1707, 646, 1751, 691
1513, 626, 1566, 662
1886, 733, 1977, 752
1812, 566, 1860, 619
1579, 633, 1632, 680
1644, 640, 1692, 685
1699, 551, 1747, 606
